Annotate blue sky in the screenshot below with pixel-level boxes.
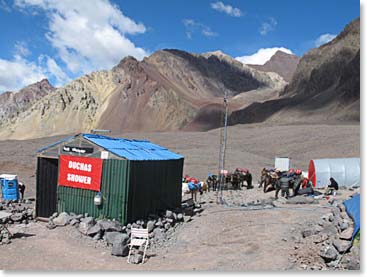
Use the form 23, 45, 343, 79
0, 0, 360, 92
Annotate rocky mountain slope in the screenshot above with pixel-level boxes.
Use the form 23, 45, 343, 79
0, 79, 55, 126
248, 51, 300, 82
0, 49, 285, 139
230, 17, 360, 126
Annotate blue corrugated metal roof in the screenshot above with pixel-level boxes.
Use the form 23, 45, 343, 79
82, 134, 183, 161
37, 134, 77, 153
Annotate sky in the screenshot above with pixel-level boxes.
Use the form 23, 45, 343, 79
0, 0, 360, 93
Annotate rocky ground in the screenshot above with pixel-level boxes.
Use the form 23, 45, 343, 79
0, 186, 360, 270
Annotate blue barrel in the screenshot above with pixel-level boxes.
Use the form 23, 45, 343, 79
0, 174, 19, 201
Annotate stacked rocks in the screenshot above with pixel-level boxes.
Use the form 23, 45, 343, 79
0, 201, 34, 225
47, 199, 204, 262
290, 201, 359, 270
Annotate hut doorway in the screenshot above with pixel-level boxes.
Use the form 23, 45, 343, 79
36, 157, 59, 217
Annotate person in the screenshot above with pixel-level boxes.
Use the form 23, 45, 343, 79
18, 181, 26, 200
325, 177, 339, 195
294, 176, 314, 196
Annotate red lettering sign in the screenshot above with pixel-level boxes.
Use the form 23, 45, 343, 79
58, 155, 103, 191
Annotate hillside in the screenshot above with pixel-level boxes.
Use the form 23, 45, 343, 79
0, 50, 285, 139
248, 51, 300, 82
0, 79, 55, 126
230, 17, 360, 126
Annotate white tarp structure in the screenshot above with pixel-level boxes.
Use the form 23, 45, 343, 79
275, 157, 291, 171
308, 158, 360, 188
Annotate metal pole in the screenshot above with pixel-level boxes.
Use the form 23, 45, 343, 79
217, 91, 228, 204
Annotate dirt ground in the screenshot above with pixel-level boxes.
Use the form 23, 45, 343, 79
0, 123, 359, 198
0, 123, 360, 270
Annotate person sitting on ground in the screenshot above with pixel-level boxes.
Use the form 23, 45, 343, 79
325, 177, 339, 195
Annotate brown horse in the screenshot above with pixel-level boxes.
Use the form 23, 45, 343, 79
262, 170, 279, 193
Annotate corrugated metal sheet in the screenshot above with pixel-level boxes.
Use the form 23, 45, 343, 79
127, 158, 183, 222
58, 159, 130, 223
82, 134, 183, 161
36, 157, 59, 217
308, 158, 360, 188
37, 135, 77, 153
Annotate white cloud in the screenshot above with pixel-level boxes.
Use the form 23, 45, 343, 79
14, 41, 31, 57
211, 1, 242, 17
14, 0, 149, 75
0, 45, 70, 92
259, 17, 277, 35
39, 55, 70, 86
235, 47, 293, 65
315, 33, 337, 47
0, 55, 46, 92
183, 19, 217, 39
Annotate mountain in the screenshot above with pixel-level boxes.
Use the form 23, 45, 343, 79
0, 49, 286, 139
0, 79, 55, 127
229, 17, 360, 126
248, 51, 300, 82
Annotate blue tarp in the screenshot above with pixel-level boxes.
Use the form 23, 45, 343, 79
83, 134, 183, 161
343, 193, 360, 239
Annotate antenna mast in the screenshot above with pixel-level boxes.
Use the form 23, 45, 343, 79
217, 90, 229, 204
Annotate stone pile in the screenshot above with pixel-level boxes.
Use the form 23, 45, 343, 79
0, 225, 12, 245
290, 201, 359, 270
47, 198, 204, 263
0, 201, 34, 225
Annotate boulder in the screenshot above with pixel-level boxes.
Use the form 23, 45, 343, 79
320, 245, 338, 262
177, 213, 183, 221
53, 212, 70, 226
333, 239, 352, 253
10, 213, 23, 222
337, 203, 346, 213
147, 221, 155, 233
302, 225, 323, 238
339, 227, 354, 240
98, 220, 122, 232
164, 223, 171, 230
87, 224, 102, 237
69, 218, 79, 226
313, 234, 329, 244
26, 209, 34, 218
153, 228, 165, 241
332, 208, 340, 217
93, 232, 102, 240
333, 215, 343, 228
131, 254, 143, 264
339, 222, 349, 232
184, 215, 192, 222
106, 232, 129, 246
111, 242, 129, 257
165, 210, 173, 219
79, 217, 95, 235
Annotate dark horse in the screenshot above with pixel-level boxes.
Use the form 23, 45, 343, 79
206, 174, 219, 191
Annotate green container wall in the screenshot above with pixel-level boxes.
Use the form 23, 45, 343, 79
57, 159, 130, 222
127, 158, 183, 222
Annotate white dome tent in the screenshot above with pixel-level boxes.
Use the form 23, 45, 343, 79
308, 158, 360, 188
